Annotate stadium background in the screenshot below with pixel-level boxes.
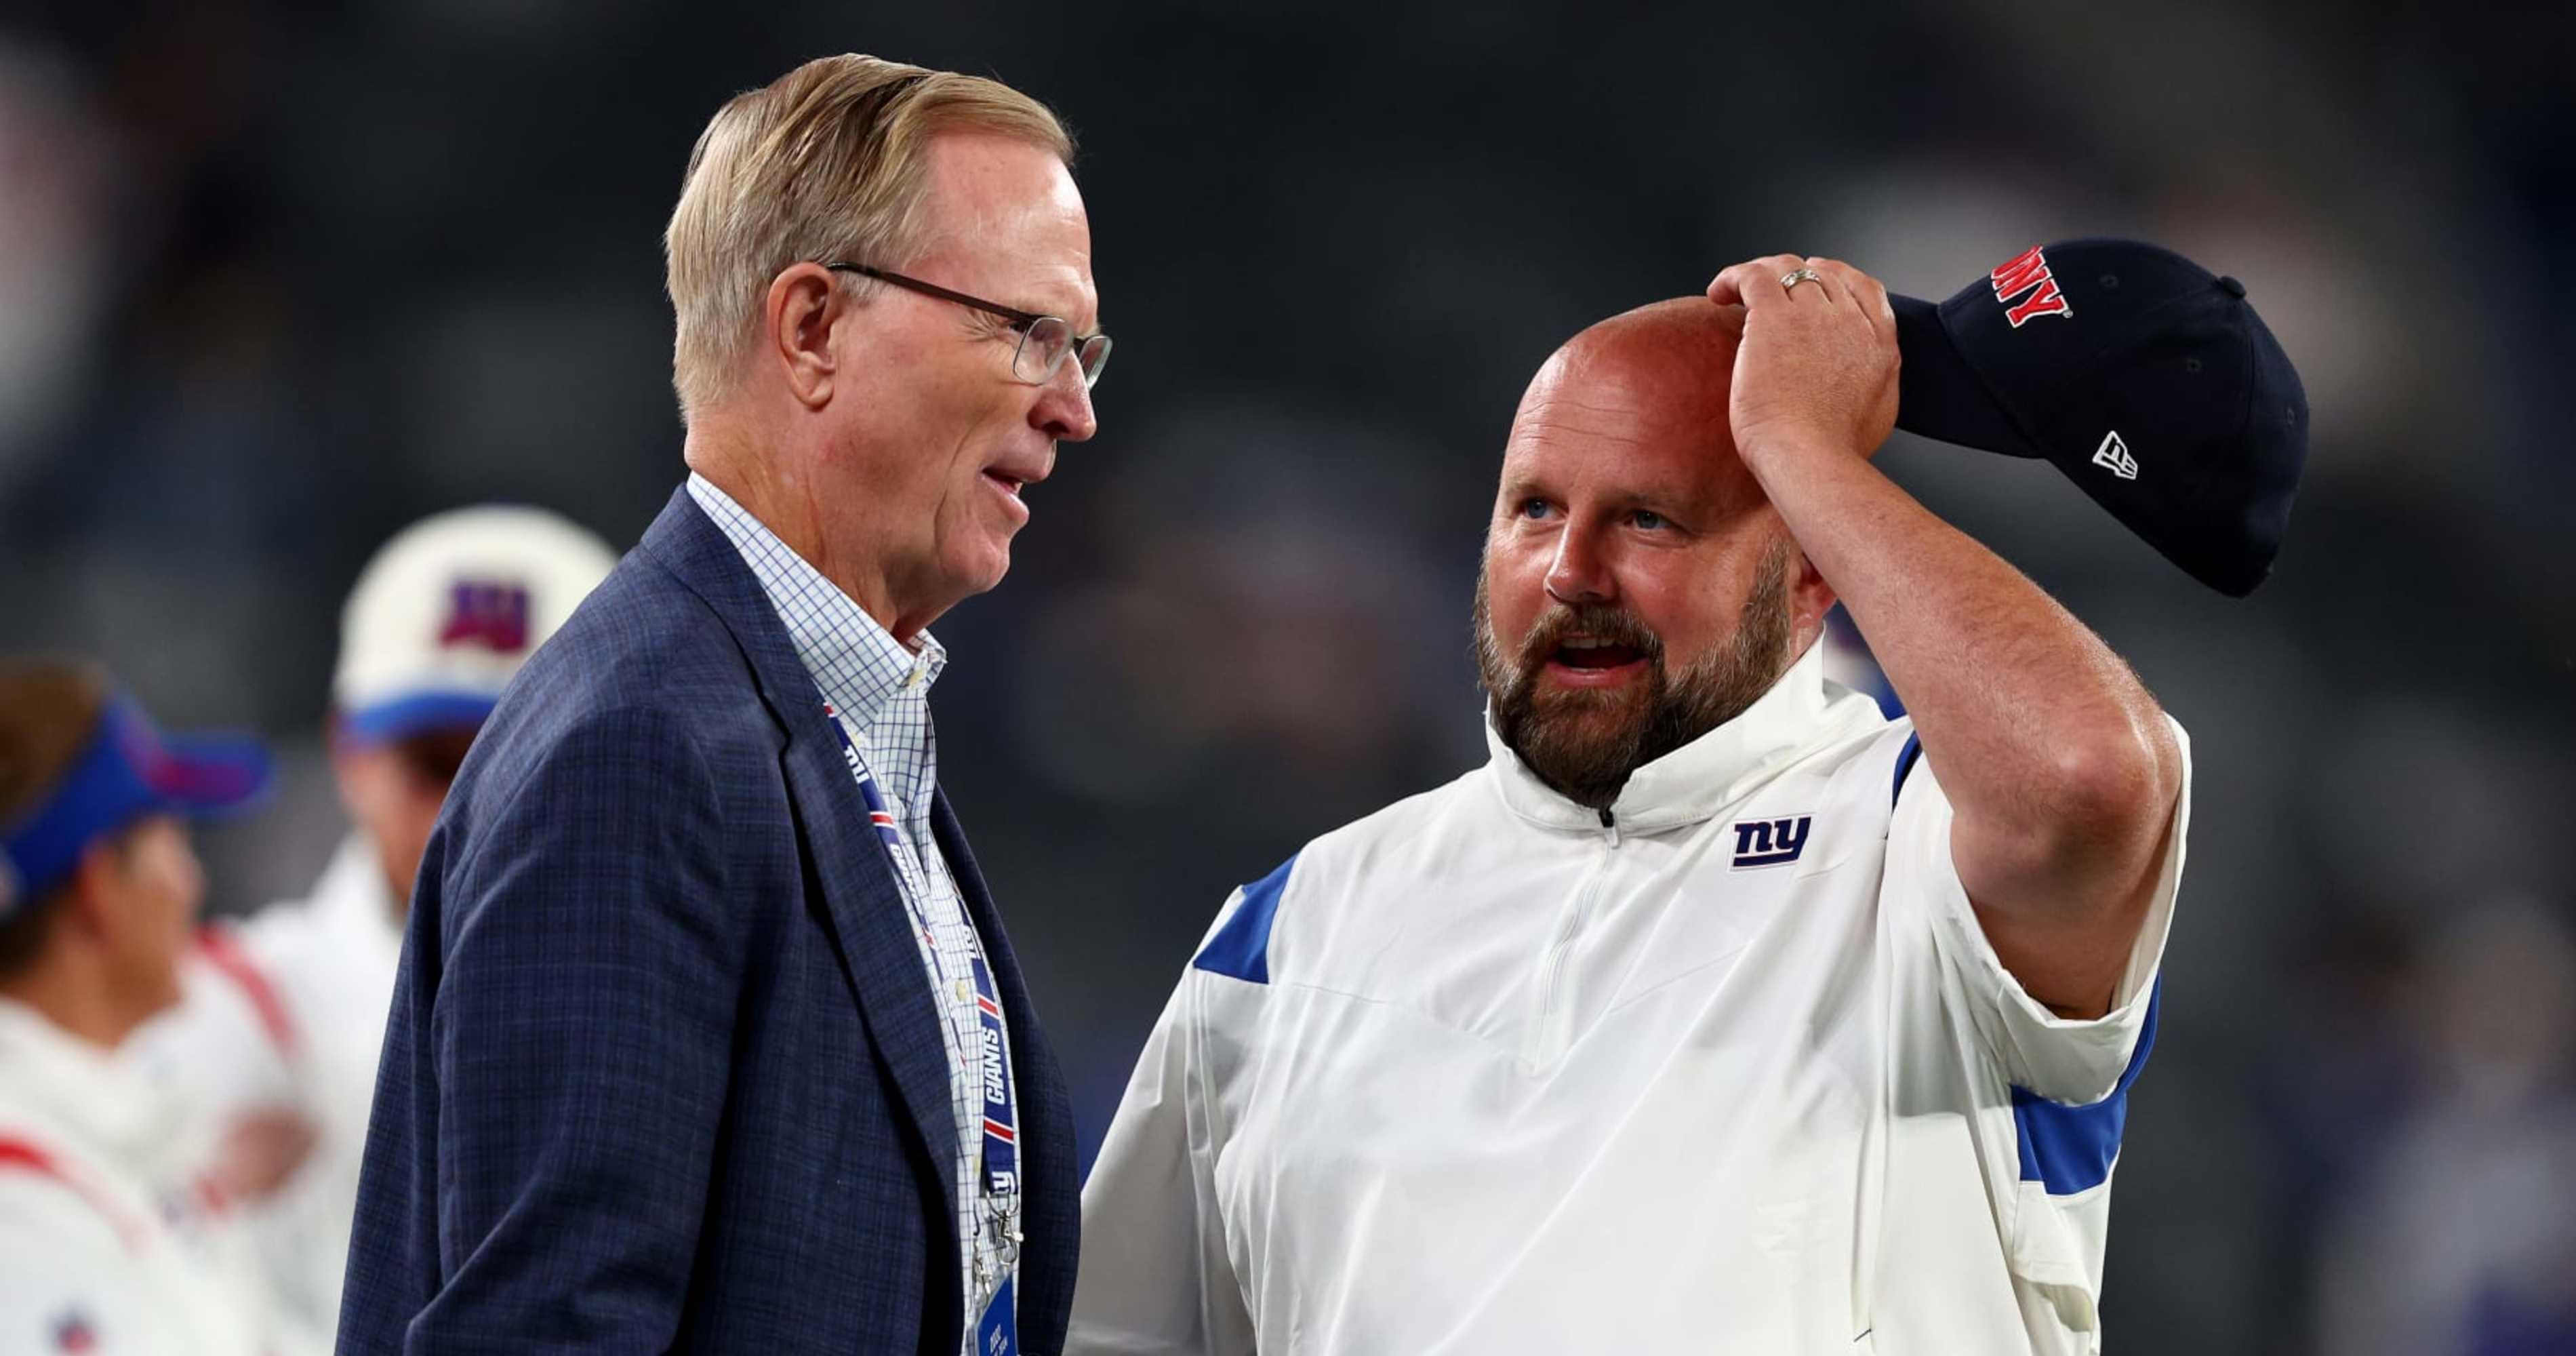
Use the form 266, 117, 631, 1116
4, 2, 2572, 1350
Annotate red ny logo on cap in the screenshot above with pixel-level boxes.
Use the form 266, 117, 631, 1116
1990, 245, 2074, 328
438, 579, 531, 654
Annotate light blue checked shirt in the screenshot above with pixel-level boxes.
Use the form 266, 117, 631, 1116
687, 473, 1017, 1347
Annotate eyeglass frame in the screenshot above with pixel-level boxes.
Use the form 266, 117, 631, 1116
822, 262, 1111, 389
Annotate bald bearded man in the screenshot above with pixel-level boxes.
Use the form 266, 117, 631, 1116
1068, 257, 2190, 1356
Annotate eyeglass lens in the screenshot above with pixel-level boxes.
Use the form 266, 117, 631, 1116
1011, 318, 1112, 388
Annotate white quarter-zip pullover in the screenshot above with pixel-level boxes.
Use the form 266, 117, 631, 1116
1070, 645, 2190, 1356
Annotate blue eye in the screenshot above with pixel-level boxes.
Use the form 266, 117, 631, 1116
1632, 510, 1666, 530
1520, 498, 1552, 519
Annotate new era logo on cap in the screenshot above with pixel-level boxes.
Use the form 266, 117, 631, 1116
2092, 431, 2139, 481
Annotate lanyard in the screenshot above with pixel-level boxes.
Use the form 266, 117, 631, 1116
820, 697, 1020, 1202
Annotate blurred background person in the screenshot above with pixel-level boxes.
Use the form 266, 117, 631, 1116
125, 504, 616, 1336
0, 5, 2568, 1351
0, 661, 312, 1356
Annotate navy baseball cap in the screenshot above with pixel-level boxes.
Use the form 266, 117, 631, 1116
1890, 239, 2308, 597
0, 664, 272, 919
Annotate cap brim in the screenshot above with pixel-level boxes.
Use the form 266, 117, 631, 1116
1891, 293, 2044, 460
341, 692, 500, 746
148, 733, 275, 818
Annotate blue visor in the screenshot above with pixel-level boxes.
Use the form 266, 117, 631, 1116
0, 694, 272, 918
340, 691, 500, 746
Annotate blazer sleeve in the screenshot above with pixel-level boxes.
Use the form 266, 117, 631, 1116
412, 704, 747, 1349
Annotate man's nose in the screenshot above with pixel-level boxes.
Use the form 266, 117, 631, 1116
1035, 364, 1098, 443
1544, 522, 1614, 605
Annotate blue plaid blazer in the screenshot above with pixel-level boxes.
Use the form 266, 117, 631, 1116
338, 487, 1079, 1353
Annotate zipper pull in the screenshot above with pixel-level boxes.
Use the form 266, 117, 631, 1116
1598, 806, 1619, 848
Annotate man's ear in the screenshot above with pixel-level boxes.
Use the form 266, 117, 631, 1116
1788, 546, 1839, 656
764, 262, 847, 410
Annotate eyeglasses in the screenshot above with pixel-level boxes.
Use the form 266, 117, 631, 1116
825, 262, 1112, 390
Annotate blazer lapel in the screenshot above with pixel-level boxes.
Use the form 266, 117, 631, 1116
634, 488, 962, 1229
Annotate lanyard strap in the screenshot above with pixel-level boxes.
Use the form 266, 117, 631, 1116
820, 697, 1020, 1200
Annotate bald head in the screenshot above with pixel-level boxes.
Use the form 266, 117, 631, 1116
1536, 296, 1744, 419
1504, 297, 1762, 518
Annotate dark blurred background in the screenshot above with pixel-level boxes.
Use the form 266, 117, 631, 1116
5, 2, 2573, 1350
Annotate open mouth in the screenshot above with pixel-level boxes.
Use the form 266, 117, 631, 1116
982, 471, 1026, 498
1546, 636, 1649, 677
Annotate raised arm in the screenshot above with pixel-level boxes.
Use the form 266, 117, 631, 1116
1710, 255, 2183, 1019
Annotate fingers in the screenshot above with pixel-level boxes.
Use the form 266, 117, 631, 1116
1718, 254, 1893, 341
1804, 256, 1895, 336
1782, 265, 1837, 305
1710, 254, 1893, 322
1708, 254, 1811, 310
1708, 252, 1901, 464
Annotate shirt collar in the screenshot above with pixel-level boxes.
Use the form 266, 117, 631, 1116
687, 472, 946, 727
1483, 641, 1888, 835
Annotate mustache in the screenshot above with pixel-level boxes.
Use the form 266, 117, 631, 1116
1514, 601, 1666, 672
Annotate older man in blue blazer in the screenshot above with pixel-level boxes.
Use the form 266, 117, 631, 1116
340, 54, 1109, 1355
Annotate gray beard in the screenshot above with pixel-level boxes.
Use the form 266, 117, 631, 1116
1474, 540, 1794, 811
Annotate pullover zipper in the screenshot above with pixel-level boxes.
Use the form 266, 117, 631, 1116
1522, 807, 1622, 1073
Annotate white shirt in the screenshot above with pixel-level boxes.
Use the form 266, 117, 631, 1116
687, 472, 1019, 1345
0, 999, 309, 1356
126, 833, 403, 1335
1070, 645, 2191, 1356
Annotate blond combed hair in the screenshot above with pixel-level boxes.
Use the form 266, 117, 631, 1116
662, 55, 1074, 421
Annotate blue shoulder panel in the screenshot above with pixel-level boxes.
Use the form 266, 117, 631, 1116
2012, 979, 2162, 1195
1190, 853, 1299, 984
1891, 732, 1925, 808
